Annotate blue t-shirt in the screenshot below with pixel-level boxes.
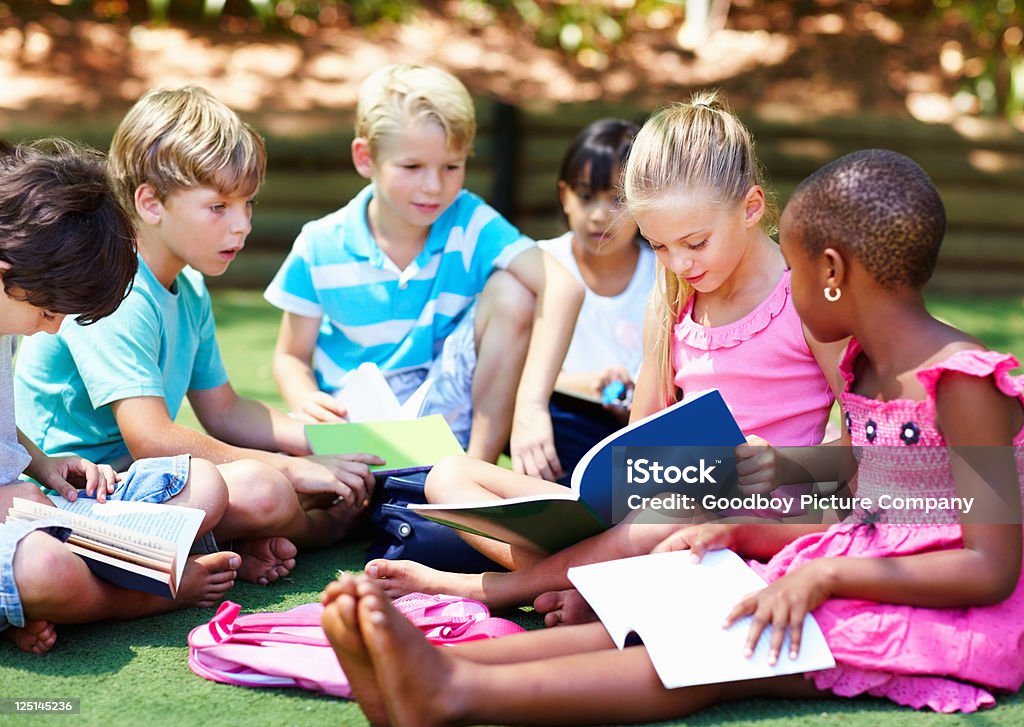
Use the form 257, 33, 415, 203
263, 185, 534, 391
14, 258, 228, 464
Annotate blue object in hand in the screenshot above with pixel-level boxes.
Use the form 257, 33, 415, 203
601, 380, 626, 405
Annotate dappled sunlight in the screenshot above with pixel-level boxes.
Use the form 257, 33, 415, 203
907, 92, 958, 124
0, 2, 1020, 139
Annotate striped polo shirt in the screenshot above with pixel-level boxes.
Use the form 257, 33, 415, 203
264, 185, 534, 391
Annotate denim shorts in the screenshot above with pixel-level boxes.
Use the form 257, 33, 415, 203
0, 454, 190, 632
389, 308, 477, 449
0, 518, 70, 631
108, 454, 191, 504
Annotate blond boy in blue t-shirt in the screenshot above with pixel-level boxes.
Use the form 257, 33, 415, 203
266, 64, 584, 481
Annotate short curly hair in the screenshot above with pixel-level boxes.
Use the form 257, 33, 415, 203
785, 149, 946, 291
0, 138, 137, 325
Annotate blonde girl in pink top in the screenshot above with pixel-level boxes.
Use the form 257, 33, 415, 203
364, 92, 845, 619
629, 92, 838, 440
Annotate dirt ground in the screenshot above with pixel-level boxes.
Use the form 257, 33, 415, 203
0, 1, 986, 131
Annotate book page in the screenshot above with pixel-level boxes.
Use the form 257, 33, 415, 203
48, 496, 202, 546
568, 549, 834, 689
9, 497, 205, 596
10, 497, 175, 553
398, 376, 432, 419
334, 362, 403, 421
48, 497, 205, 591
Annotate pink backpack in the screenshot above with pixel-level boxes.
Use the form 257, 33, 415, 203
187, 593, 524, 697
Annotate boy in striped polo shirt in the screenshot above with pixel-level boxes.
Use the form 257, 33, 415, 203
265, 64, 583, 482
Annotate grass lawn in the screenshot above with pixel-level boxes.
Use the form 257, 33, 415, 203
3, 289, 1023, 727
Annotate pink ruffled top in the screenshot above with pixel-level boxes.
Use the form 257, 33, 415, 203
672, 269, 833, 446
750, 342, 1024, 713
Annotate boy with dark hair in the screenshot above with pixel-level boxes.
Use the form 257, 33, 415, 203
1, 139, 239, 654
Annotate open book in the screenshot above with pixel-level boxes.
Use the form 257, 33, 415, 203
333, 362, 431, 422
409, 491, 606, 554
308, 362, 464, 476
6, 496, 205, 599
411, 389, 746, 553
568, 549, 835, 688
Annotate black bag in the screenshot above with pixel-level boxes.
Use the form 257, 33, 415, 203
366, 470, 501, 573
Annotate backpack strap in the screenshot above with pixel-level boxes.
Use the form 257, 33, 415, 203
205, 601, 328, 646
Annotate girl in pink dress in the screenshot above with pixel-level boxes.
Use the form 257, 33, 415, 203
320, 148, 1024, 723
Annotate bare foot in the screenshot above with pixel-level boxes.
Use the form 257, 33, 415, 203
236, 537, 297, 585
175, 551, 240, 608
320, 575, 388, 726
6, 620, 57, 654
357, 577, 468, 727
365, 558, 484, 601
533, 588, 597, 627
302, 500, 367, 549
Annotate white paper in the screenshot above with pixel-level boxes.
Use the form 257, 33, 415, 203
334, 362, 403, 421
333, 362, 436, 423
568, 549, 834, 689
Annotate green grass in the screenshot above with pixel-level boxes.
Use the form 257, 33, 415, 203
4, 290, 1024, 727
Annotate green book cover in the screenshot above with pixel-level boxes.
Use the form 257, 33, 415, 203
410, 494, 607, 555
305, 414, 465, 474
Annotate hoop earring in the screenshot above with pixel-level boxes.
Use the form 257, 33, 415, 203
824, 286, 842, 302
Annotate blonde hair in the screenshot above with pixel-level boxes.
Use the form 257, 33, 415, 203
355, 64, 475, 158
108, 85, 267, 216
623, 90, 777, 406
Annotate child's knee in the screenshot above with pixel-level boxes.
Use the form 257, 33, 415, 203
223, 459, 297, 529
186, 458, 230, 528
424, 455, 472, 502
479, 270, 535, 333
13, 532, 82, 612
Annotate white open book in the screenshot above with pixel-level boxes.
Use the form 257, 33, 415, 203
7, 496, 205, 599
333, 362, 430, 422
567, 549, 835, 688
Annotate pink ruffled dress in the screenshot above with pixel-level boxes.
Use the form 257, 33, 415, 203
751, 341, 1024, 712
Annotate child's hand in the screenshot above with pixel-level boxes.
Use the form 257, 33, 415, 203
510, 405, 564, 482
595, 366, 634, 409
650, 523, 737, 561
723, 560, 833, 665
595, 366, 633, 392
735, 435, 779, 494
296, 392, 348, 423
32, 455, 119, 503
284, 454, 383, 508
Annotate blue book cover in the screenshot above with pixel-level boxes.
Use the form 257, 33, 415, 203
571, 389, 746, 524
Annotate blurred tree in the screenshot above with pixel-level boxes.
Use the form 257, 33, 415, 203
932, 0, 1023, 118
